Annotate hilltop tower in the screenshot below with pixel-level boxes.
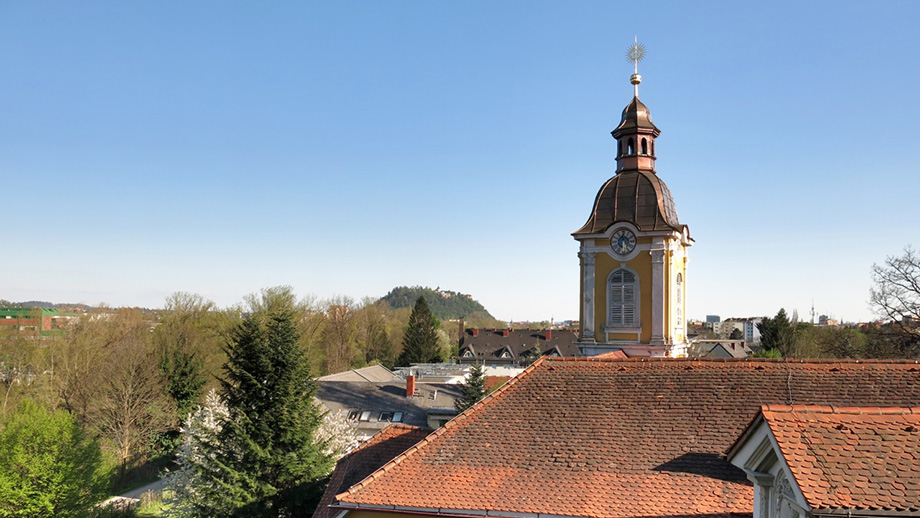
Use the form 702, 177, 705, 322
572, 44, 691, 357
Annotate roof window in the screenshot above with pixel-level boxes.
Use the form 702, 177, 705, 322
379, 412, 404, 423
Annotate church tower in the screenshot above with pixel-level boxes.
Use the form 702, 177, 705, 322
572, 43, 691, 358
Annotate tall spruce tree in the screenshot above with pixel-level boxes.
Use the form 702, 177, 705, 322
757, 308, 795, 356
218, 304, 332, 517
455, 364, 487, 413
397, 296, 441, 366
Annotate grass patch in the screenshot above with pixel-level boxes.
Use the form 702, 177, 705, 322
136, 489, 170, 517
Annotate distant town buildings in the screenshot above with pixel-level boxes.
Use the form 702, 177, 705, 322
689, 339, 753, 358
817, 314, 840, 326
0, 307, 71, 342
458, 328, 579, 365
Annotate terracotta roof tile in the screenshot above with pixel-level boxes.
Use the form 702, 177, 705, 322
334, 358, 920, 518
313, 424, 431, 518
761, 405, 920, 513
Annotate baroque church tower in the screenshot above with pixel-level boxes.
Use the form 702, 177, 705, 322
573, 44, 691, 358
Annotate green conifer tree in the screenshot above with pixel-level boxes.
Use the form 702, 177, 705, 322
397, 296, 441, 366
455, 364, 487, 413
217, 305, 333, 517
757, 308, 795, 356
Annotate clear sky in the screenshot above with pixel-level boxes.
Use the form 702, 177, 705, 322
2, 1, 918, 323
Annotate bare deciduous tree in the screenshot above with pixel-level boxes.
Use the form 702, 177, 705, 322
58, 308, 173, 478
871, 246, 920, 340
321, 297, 358, 375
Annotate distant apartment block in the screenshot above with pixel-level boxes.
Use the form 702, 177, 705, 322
818, 314, 841, 326
706, 316, 762, 344
0, 307, 71, 342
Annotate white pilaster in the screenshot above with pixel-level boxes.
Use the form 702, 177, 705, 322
650, 248, 665, 345
580, 250, 596, 340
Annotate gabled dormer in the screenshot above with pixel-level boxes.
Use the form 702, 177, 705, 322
495, 346, 514, 360
727, 404, 920, 518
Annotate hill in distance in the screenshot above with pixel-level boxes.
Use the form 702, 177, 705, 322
379, 286, 502, 327
0, 301, 110, 313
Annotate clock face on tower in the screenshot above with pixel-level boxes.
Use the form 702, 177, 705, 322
611, 229, 637, 256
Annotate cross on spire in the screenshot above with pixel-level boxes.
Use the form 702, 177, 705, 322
626, 37, 645, 97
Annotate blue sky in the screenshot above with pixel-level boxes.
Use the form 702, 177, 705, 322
2, 1, 918, 323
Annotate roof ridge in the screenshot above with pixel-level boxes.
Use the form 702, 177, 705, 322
338, 424, 428, 460
335, 357, 549, 501
542, 357, 920, 365
762, 404, 920, 415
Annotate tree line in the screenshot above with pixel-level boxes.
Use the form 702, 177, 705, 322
753, 247, 920, 359
753, 307, 918, 359
0, 287, 462, 516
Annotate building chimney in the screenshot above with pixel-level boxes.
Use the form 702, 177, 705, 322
545, 329, 552, 340
472, 329, 479, 337
406, 375, 416, 398
459, 318, 465, 345
501, 329, 510, 337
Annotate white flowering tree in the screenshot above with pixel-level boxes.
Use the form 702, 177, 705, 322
162, 390, 235, 518
315, 409, 361, 461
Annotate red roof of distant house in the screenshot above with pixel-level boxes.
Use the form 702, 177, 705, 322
484, 376, 509, 392
334, 358, 920, 518
760, 405, 920, 513
313, 424, 431, 518
593, 350, 628, 359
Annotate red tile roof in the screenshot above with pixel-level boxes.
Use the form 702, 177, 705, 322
335, 358, 920, 518
760, 405, 920, 514
313, 424, 431, 518
484, 376, 510, 393
593, 350, 629, 359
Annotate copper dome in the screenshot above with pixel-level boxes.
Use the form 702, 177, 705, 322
612, 96, 660, 138
572, 170, 681, 235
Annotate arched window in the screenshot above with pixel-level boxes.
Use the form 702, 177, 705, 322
651, 141, 655, 156
641, 138, 648, 154
676, 273, 683, 326
608, 268, 638, 326
627, 138, 635, 155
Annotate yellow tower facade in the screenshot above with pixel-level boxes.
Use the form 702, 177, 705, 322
572, 61, 691, 358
